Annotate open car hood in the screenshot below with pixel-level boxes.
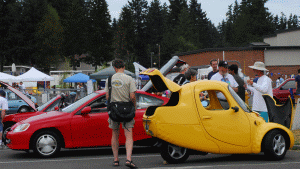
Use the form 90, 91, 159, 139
140, 69, 181, 92
0, 81, 37, 111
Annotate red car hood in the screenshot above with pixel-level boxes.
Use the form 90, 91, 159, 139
0, 81, 36, 111
22, 111, 67, 124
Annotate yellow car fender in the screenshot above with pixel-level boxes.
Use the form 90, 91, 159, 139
252, 122, 294, 153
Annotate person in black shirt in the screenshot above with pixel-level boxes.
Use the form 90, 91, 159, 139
173, 64, 189, 85
208, 59, 219, 80
228, 64, 245, 101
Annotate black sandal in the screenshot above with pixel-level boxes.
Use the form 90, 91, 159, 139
125, 160, 138, 168
113, 160, 119, 167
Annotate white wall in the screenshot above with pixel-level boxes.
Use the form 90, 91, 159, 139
264, 30, 300, 46
265, 49, 300, 66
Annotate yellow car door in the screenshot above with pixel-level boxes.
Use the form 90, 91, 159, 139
194, 83, 251, 147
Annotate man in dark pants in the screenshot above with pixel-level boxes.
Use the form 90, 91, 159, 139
229, 64, 245, 101
295, 69, 300, 103
104, 59, 137, 168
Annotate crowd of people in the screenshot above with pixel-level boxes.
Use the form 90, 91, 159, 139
169, 59, 275, 122
12, 82, 26, 94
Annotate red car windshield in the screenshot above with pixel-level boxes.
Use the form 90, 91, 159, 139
37, 95, 60, 111
61, 93, 98, 113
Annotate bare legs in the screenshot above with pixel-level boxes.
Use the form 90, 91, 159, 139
111, 129, 120, 162
124, 128, 133, 161
111, 128, 135, 167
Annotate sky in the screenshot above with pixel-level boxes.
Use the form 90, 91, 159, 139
107, 0, 300, 26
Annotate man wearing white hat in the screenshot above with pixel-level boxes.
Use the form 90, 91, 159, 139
247, 61, 273, 122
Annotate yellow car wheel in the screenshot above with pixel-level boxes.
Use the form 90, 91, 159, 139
160, 142, 190, 164
263, 129, 287, 161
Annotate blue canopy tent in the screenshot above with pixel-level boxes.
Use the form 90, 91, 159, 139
63, 73, 96, 83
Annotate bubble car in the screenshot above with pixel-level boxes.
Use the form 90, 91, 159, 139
141, 69, 294, 164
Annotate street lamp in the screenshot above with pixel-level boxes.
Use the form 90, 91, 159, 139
150, 52, 154, 68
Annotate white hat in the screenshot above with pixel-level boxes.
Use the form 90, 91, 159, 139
248, 61, 268, 71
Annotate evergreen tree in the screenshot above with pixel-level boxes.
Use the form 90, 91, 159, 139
168, 0, 187, 27
21, 0, 49, 66
207, 21, 220, 48
48, 0, 72, 21
35, 3, 64, 72
0, 0, 23, 71
288, 14, 298, 29
279, 12, 287, 30
85, 0, 113, 70
128, 0, 148, 68
217, 20, 227, 47
114, 5, 135, 68
232, 0, 274, 46
62, 0, 87, 70
188, 0, 210, 48
292, 14, 299, 28
272, 14, 280, 30
146, 0, 165, 67
174, 8, 195, 52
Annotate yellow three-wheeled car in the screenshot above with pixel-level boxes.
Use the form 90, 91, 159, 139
142, 69, 294, 164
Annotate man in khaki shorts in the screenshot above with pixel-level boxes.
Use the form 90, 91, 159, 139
104, 59, 137, 168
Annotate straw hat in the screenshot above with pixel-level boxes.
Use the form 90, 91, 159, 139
248, 61, 268, 71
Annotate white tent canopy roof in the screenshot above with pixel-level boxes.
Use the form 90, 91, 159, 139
17, 67, 54, 81
0, 72, 21, 83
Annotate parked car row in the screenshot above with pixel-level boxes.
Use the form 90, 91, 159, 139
1, 74, 296, 163
2, 80, 169, 157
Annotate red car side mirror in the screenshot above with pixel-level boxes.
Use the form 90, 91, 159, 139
54, 106, 59, 111
81, 106, 91, 115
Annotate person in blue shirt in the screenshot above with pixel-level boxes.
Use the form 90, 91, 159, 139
280, 75, 284, 84
295, 69, 300, 104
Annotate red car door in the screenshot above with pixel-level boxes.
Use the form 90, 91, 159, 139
70, 109, 111, 148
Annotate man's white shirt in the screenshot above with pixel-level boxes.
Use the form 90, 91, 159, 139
247, 75, 273, 112
0, 96, 8, 111
211, 72, 239, 100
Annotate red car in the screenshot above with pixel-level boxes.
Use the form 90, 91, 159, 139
273, 78, 296, 103
6, 90, 169, 157
3, 94, 65, 136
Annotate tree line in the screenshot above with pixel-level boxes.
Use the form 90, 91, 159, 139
0, 0, 298, 73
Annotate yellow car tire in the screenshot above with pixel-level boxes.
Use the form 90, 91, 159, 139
160, 142, 190, 164
263, 129, 288, 161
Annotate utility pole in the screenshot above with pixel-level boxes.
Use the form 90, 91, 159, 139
150, 52, 154, 68
156, 44, 160, 69
159, 44, 160, 69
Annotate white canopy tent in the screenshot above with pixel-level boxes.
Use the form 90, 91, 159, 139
17, 67, 54, 81
0, 72, 21, 85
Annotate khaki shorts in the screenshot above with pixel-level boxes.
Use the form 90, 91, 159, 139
108, 118, 135, 130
